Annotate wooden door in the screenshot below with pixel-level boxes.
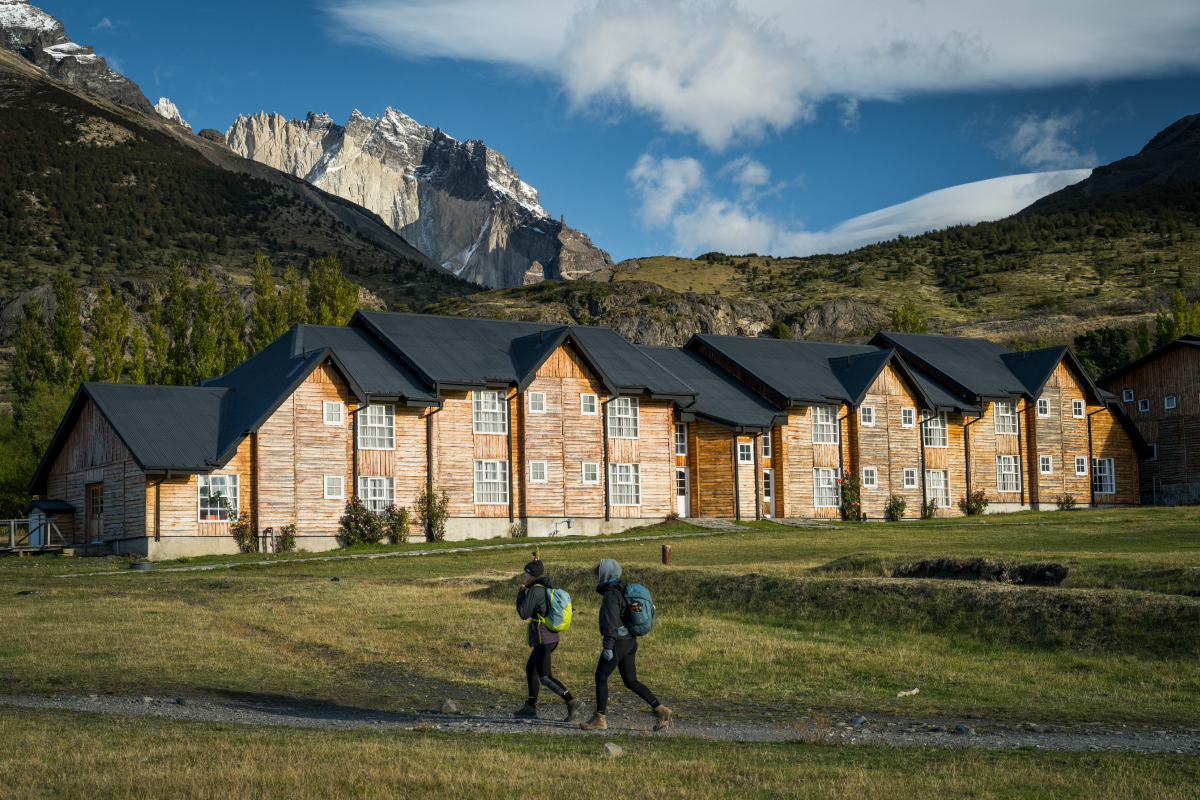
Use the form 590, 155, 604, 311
86, 483, 103, 540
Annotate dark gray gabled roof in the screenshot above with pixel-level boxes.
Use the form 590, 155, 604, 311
1099, 333, 1200, 386
692, 334, 879, 404
291, 325, 436, 402
1000, 346, 1107, 405
637, 346, 780, 431
871, 331, 1029, 400
350, 311, 694, 398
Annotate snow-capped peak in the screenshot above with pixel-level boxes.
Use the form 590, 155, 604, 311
0, 0, 61, 37
154, 97, 192, 132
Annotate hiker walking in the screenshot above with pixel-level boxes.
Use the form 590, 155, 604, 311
579, 558, 672, 731
515, 559, 585, 721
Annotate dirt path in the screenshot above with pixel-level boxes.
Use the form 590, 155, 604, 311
4, 695, 1197, 754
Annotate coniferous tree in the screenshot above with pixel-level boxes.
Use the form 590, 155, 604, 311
1136, 321, 1153, 359
145, 288, 169, 385
163, 263, 193, 386
306, 253, 359, 326
190, 265, 224, 382
90, 280, 129, 382
280, 263, 308, 328
128, 329, 147, 385
889, 298, 928, 333
221, 288, 248, 373
248, 252, 285, 353
50, 268, 82, 385
11, 298, 52, 403
1154, 289, 1200, 347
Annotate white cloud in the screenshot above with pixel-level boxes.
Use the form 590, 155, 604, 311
326, 0, 1200, 147
839, 97, 860, 130
994, 112, 1098, 171
92, 17, 113, 32
630, 154, 1091, 256
720, 155, 772, 200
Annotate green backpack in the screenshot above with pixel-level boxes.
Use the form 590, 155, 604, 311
537, 587, 573, 632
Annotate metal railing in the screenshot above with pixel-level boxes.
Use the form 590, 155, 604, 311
1, 519, 68, 551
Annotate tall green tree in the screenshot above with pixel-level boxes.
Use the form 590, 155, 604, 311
221, 288, 248, 373
306, 253, 359, 326
90, 280, 129, 383
11, 297, 52, 403
49, 268, 82, 385
190, 265, 224, 382
1074, 327, 1129, 379
145, 287, 170, 385
1154, 289, 1200, 347
1136, 321, 1153, 359
281, 263, 307, 328
248, 252, 286, 353
889, 298, 928, 334
163, 263, 193, 386
128, 329, 147, 385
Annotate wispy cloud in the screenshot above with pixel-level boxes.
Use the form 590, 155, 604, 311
92, 17, 114, 32
993, 111, 1098, 171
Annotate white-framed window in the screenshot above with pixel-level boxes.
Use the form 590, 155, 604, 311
994, 400, 1018, 434
1138, 399, 1149, 412
1072, 399, 1085, 418
812, 405, 838, 444
675, 424, 687, 456
901, 407, 915, 428
528, 391, 546, 413
903, 468, 918, 488
1122, 389, 1134, 402
473, 459, 509, 504
1037, 398, 1050, 417
1040, 455, 1053, 475
923, 411, 948, 448
996, 455, 1021, 492
358, 404, 395, 450
529, 460, 547, 483
1092, 458, 1115, 494
862, 466, 878, 489
582, 462, 600, 484
1075, 456, 1087, 476
323, 401, 344, 425
860, 405, 875, 426
1165, 396, 1176, 410
472, 391, 508, 434
925, 469, 950, 508
608, 397, 639, 439
581, 393, 598, 416
738, 442, 754, 464
324, 475, 344, 499
761, 434, 771, 459
813, 467, 839, 507
609, 463, 641, 506
357, 476, 395, 512
198, 474, 238, 522
1146, 443, 1158, 462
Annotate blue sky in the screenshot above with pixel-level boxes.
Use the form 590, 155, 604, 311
43, 0, 1200, 262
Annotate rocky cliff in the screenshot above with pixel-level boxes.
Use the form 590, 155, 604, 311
0, 0, 154, 115
226, 108, 613, 288
153, 96, 191, 132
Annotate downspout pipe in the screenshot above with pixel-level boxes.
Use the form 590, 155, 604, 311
753, 432, 762, 520
425, 395, 445, 539
602, 396, 611, 522
148, 473, 168, 543
506, 390, 514, 524
919, 413, 928, 516
732, 438, 741, 521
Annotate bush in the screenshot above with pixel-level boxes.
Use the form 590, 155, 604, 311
382, 505, 409, 544
339, 496, 385, 546
921, 500, 938, 520
839, 471, 862, 521
230, 511, 257, 553
885, 495, 907, 521
960, 489, 990, 516
769, 319, 792, 340
1057, 494, 1078, 511
414, 487, 451, 542
275, 523, 297, 553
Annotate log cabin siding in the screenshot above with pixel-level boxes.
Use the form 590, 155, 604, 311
856, 363, 923, 518
149, 437, 253, 538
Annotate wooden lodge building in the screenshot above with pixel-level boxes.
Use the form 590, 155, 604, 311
1098, 334, 1200, 505
29, 314, 1149, 557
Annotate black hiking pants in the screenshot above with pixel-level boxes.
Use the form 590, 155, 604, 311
594, 637, 659, 713
526, 642, 570, 702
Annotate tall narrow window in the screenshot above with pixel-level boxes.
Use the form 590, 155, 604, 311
675, 424, 687, 456
580, 393, 598, 415
994, 400, 1018, 434
528, 391, 546, 413
1146, 443, 1158, 462
761, 433, 771, 459
901, 407, 915, 428
812, 405, 838, 444
996, 455, 1021, 492
473, 460, 509, 504
923, 411, 948, 448
473, 391, 507, 434
358, 404, 395, 450
198, 474, 239, 522
925, 470, 950, 508
609, 463, 641, 506
323, 401, 344, 425
608, 397, 639, 439
1091, 458, 1115, 494
860, 406, 875, 426
1037, 398, 1050, 417
1073, 399, 1086, 417
861, 466, 878, 489
357, 476, 395, 512
737, 442, 753, 464
813, 468, 839, 507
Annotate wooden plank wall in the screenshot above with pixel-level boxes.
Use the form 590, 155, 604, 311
149, 437, 253, 538
1027, 362, 1091, 505
693, 421, 735, 516
855, 363, 923, 518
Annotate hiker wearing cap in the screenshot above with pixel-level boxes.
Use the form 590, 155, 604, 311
579, 558, 671, 731
515, 559, 585, 721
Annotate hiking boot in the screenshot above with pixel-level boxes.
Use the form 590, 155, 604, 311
653, 704, 673, 731
565, 698, 586, 723
513, 703, 538, 719
579, 711, 607, 731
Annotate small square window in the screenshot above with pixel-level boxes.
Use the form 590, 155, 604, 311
1122, 389, 1134, 402
580, 394, 598, 415
1037, 399, 1050, 417
903, 468, 917, 488
861, 466, 877, 489
901, 407, 915, 428
582, 462, 599, 484
860, 406, 875, 426
1146, 443, 1158, 462
1072, 399, 1084, 418
323, 401, 344, 425
529, 461, 547, 482
1165, 395, 1176, 410
324, 475, 344, 499
1138, 399, 1149, 412
1040, 455, 1052, 475
737, 442, 754, 464
528, 392, 546, 413
1075, 456, 1087, 476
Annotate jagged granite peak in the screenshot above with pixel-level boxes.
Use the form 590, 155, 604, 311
154, 96, 191, 132
226, 107, 613, 288
0, 0, 154, 115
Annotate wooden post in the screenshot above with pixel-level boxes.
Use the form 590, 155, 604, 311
662, 544, 671, 565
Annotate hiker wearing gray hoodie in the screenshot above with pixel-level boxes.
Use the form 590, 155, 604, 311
579, 558, 672, 731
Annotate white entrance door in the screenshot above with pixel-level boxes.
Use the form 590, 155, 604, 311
762, 469, 775, 518
675, 468, 690, 517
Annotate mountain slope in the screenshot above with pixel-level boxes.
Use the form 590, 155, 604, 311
227, 109, 613, 288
